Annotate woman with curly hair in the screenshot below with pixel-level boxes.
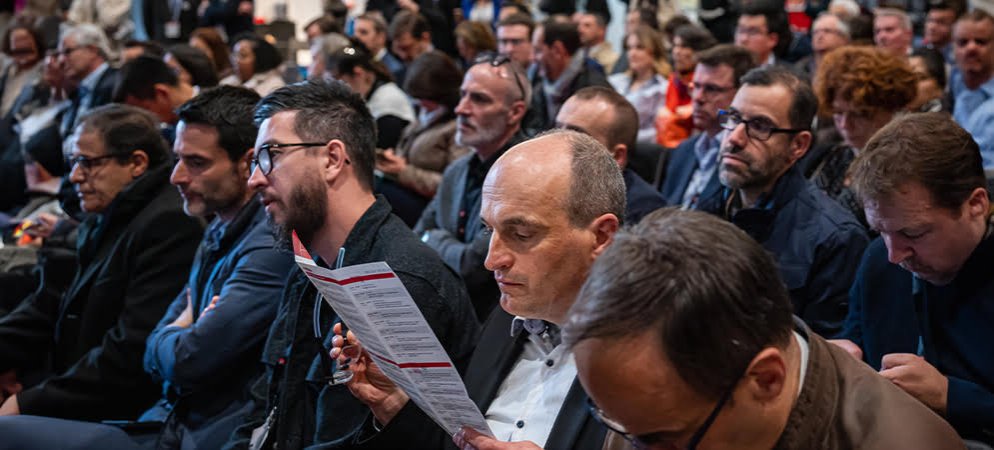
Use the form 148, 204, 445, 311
807, 45, 918, 225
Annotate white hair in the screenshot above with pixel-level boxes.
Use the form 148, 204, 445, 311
874, 7, 913, 30
828, 0, 861, 20
815, 12, 852, 39
61, 23, 112, 60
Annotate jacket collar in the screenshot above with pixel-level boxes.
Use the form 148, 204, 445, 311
207, 194, 263, 252
78, 163, 174, 254
720, 165, 805, 242
336, 195, 394, 267
773, 317, 836, 449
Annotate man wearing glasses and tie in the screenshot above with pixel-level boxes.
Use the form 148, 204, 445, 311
696, 66, 868, 338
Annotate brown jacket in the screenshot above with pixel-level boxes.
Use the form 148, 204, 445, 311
392, 116, 469, 199
774, 323, 964, 450
601, 321, 964, 450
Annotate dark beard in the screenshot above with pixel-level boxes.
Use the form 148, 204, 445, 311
268, 176, 327, 254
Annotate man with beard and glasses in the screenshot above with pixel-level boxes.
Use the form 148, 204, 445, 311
697, 66, 868, 338
834, 113, 994, 446
223, 80, 479, 450
414, 54, 529, 322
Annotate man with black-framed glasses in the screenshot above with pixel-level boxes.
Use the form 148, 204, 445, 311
696, 66, 868, 338
660, 44, 755, 209
564, 208, 963, 450
225, 80, 479, 450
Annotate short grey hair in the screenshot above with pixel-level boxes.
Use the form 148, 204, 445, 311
875, 7, 912, 30
815, 12, 851, 39
311, 32, 350, 62
828, 0, 860, 19
62, 23, 112, 60
535, 129, 626, 227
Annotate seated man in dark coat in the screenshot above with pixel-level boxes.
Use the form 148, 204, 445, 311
331, 130, 621, 450
835, 113, 994, 446
0, 86, 296, 450
696, 66, 868, 337
0, 105, 204, 420
565, 208, 963, 450
222, 80, 479, 450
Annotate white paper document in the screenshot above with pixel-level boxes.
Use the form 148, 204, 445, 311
291, 234, 492, 437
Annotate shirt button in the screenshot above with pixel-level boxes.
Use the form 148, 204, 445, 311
545, 359, 554, 367
515, 420, 525, 428
458, 227, 465, 235
459, 210, 466, 218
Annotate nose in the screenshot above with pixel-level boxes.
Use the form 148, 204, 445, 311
483, 231, 512, 272
726, 121, 748, 147
883, 234, 913, 265
170, 160, 188, 186
454, 95, 471, 116
247, 165, 267, 191
68, 162, 84, 183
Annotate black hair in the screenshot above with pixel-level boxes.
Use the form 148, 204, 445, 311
113, 55, 180, 102
254, 80, 377, 190
168, 44, 220, 87
231, 32, 283, 73
176, 85, 262, 161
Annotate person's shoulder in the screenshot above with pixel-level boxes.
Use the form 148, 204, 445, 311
795, 179, 865, 233
818, 334, 964, 448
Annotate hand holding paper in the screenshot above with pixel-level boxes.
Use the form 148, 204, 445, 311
331, 323, 410, 425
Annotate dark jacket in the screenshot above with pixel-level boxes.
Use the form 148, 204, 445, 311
525, 57, 610, 135
61, 66, 119, 137
200, 0, 254, 40
841, 236, 994, 444
0, 164, 203, 420
414, 132, 526, 321
622, 167, 666, 224
225, 196, 479, 450
340, 308, 608, 450
697, 166, 869, 337
143, 198, 294, 450
660, 133, 722, 208
774, 318, 965, 449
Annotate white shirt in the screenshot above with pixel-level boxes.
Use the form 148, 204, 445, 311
484, 318, 578, 447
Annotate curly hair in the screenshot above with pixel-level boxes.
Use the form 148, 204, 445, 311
814, 46, 917, 116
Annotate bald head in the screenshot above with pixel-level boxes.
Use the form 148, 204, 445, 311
487, 130, 626, 227
481, 130, 624, 324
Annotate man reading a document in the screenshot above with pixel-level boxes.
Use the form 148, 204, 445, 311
223, 80, 479, 450
333, 129, 623, 449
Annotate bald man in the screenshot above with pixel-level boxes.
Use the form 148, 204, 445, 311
333, 130, 622, 450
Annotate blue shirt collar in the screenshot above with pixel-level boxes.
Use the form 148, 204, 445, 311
80, 62, 108, 94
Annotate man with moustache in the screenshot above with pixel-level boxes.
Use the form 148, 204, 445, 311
0, 86, 295, 450
0, 105, 202, 420
332, 129, 622, 450
224, 80, 478, 450
950, 10, 994, 169
414, 56, 528, 321
697, 66, 868, 338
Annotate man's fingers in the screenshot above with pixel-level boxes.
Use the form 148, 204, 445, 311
333, 322, 342, 335
881, 353, 918, 370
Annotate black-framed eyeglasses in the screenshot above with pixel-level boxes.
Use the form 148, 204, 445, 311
69, 153, 124, 173
251, 142, 328, 175
473, 52, 526, 102
586, 383, 735, 450
718, 109, 807, 141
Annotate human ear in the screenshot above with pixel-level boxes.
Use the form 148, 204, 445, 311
743, 347, 788, 403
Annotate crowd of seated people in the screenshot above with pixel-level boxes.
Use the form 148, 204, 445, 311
0, 0, 991, 448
